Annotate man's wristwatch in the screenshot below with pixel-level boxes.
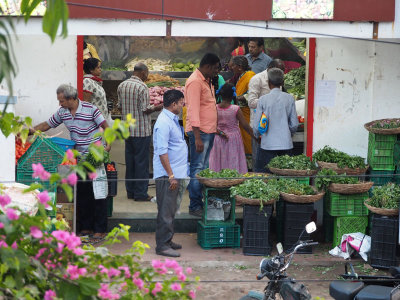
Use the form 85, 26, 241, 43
168, 174, 175, 179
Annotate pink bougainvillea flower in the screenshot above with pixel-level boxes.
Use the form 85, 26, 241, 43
98, 283, 120, 300
88, 172, 97, 180
170, 283, 182, 291
152, 282, 163, 296
44, 289, 57, 300
189, 290, 197, 299
0, 240, 8, 248
151, 259, 164, 269
108, 268, 121, 278
0, 222, 4, 229
35, 248, 47, 259
67, 173, 78, 185
66, 265, 87, 280
30, 226, 43, 239
61, 178, 68, 184
165, 259, 179, 269
66, 149, 74, 160
94, 141, 102, 147
32, 163, 50, 180
133, 278, 145, 290
118, 266, 131, 278
6, 208, 19, 220
11, 241, 17, 249
37, 191, 50, 208
0, 194, 11, 207
186, 267, 193, 274
177, 272, 186, 281
73, 247, 85, 256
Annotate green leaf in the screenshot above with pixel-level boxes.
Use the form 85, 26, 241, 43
23, 183, 43, 193
58, 281, 81, 300
4, 275, 16, 288
61, 183, 73, 201
104, 127, 116, 145
42, 0, 69, 42
78, 277, 100, 296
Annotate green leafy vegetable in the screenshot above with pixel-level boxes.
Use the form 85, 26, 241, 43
198, 168, 240, 178
230, 179, 280, 202
368, 183, 400, 209
284, 65, 305, 99
268, 154, 316, 170
313, 146, 367, 169
315, 169, 359, 191
278, 179, 316, 195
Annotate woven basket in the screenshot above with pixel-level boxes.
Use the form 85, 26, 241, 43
364, 200, 399, 216
195, 174, 244, 188
328, 181, 374, 194
317, 161, 368, 175
269, 167, 318, 177
235, 195, 275, 206
364, 119, 400, 135
280, 188, 325, 204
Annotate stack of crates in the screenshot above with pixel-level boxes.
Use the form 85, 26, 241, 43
367, 132, 397, 186
283, 202, 314, 253
242, 205, 273, 256
370, 214, 398, 269
324, 191, 369, 247
197, 187, 240, 250
16, 137, 65, 193
276, 176, 311, 243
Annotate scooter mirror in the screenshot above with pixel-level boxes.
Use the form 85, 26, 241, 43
276, 242, 283, 254
305, 221, 317, 234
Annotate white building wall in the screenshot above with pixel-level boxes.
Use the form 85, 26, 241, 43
12, 35, 77, 136
313, 38, 400, 158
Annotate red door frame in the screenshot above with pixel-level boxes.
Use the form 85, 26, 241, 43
76, 35, 316, 156
306, 38, 316, 159
77, 35, 84, 100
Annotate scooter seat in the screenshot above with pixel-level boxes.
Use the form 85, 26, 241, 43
329, 281, 364, 300
355, 285, 393, 300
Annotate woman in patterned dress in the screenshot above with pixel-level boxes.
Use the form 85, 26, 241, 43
209, 83, 257, 174
83, 58, 111, 122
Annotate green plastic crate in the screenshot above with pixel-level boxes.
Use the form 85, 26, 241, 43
197, 221, 240, 249
367, 133, 397, 170
368, 170, 394, 186
17, 137, 65, 172
16, 169, 57, 192
202, 187, 235, 225
327, 192, 369, 216
323, 212, 334, 242
107, 197, 113, 217
294, 177, 310, 185
333, 216, 368, 247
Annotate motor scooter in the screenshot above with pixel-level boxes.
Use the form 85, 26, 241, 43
240, 221, 318, 300
330, 262, 400, 300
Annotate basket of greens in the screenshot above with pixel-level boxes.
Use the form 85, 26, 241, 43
364, 118, 400, 135
268, 154, 318, 176
313, 146, 368, 175
315, 169, 374, 194
196, 168, 244, 188
230, 179, 279, 206
278, 179, 324, 203
364, 183, 400, 216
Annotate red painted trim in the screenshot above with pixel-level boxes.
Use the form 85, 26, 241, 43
306, 38, 316, 159
77, 36, 84, 100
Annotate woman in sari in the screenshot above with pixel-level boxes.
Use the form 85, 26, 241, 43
231, 56, 255, 158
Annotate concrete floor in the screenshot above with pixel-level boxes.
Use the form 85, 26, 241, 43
109, 140, 244, 218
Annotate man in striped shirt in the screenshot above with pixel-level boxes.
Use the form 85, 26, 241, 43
118, 63, 162, 201
30, 84, 110, 239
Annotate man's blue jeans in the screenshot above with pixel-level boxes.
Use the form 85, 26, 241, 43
187, 131, 215, 212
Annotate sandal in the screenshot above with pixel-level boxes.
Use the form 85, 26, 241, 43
88, 233, 107, 245
78, 230, 93, 237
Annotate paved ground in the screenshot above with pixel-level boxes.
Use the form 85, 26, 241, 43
103, 232, 388, 300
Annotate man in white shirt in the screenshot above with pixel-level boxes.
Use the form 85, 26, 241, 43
247, 59, 285, 169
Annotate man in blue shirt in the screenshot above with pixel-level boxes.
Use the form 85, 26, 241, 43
153, 89, 188, 257
246, 38, 273, 74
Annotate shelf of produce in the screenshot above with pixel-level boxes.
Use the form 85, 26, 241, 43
102, 70, 233, 81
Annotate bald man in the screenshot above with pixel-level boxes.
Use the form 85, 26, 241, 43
118, 63, 163, 201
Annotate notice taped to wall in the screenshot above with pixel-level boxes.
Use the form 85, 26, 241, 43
315, 80, 336, 107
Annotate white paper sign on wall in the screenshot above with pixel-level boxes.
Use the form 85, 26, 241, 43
315, 80, 336, 107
